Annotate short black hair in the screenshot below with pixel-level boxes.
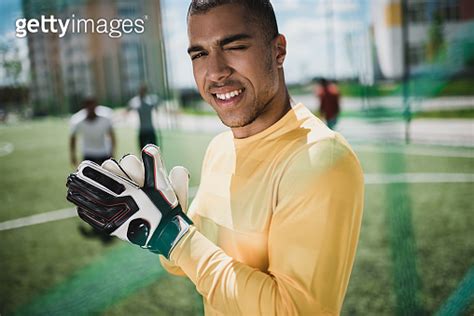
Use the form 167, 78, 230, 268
187, 0, 279, 41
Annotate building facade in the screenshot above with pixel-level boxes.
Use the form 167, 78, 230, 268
372, 0, 474, 79
23, 0, 169, 114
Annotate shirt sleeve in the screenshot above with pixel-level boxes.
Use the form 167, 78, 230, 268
70, 118, 80, 135
105, 117, 113, 131
170, 137, 364, 315
128, 96, 140, 110
148, 94, 160, 107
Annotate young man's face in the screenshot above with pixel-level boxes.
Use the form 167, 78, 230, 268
187, 4, 283, 130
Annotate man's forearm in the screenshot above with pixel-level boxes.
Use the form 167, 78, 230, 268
170, 227, 305, 315
69, 135, 77, 166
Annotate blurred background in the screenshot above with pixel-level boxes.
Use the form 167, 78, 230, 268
0, 0, 473, 315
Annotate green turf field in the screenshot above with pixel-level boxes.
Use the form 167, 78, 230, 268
0, 118, 473, 315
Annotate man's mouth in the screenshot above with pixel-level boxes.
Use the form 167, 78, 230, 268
214, 88, 244, 101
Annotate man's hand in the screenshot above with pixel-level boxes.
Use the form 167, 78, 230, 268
66, 144, 192, 259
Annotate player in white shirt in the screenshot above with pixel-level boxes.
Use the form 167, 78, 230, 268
69, 97, 116, 243
69, 97, 116, 167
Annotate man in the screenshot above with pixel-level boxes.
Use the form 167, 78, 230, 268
69, 97, 116, 243
67, 1, 364, 314
127, 84, 161, 149
69, 97, 115, 167
315, 78, 340, 130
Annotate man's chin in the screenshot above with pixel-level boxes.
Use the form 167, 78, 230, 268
218, 114, 257, 129
219, 118, 243, 128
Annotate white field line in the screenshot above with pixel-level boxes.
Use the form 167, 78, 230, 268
354, 145, 474, 158
1, 174, 473, 232
0, 208, 77, 231
0, 186, 199, 232
364, 173, 474, 184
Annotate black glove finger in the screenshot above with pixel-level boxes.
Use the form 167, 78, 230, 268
81, 164, 126, 195
141, 145, 178, 213
142, 145, 162, 190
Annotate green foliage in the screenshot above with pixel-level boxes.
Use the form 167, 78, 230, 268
339, 81, 401, 98
438, 78, 474, 96
413, 108, 474, 119
2, 60, 22, 83
427, 13, 445, 63
339, 107, 474, 120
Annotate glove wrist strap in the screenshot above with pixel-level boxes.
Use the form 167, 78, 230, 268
148, 211, 192, 259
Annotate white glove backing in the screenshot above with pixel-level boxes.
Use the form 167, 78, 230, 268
66, 145, 192, 259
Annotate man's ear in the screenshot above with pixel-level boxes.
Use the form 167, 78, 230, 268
274, 34, 287, 68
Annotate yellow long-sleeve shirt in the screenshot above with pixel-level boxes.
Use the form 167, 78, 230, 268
161, 103, 364, 315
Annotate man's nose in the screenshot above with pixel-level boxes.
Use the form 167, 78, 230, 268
206, 51, 231, 83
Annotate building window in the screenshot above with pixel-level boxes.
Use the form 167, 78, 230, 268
408, 1, 427, 23
408, 0, 460, 24
432, 0, 460, 23
409, 44, 426, 66
441, 0, 460, 22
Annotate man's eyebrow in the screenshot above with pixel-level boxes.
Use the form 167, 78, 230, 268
219, 33, 252, 46
187, 45, 204, 55
187, 33, 252, 54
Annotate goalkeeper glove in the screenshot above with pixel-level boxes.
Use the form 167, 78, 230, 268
66, 144, 192, 259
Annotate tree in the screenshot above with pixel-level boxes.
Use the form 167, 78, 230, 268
426, 12, 445, 63
0, 39, 23, 86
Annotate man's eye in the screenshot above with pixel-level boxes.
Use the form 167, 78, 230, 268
226, 46, 247, 51
191, 52, 206, 60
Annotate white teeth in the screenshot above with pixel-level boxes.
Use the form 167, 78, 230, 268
215, 89, 243, 100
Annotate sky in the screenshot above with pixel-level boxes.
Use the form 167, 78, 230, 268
0, 0, 22, 35
0, 0, 371, 88
162, 0, 371, 88
0, 0, 28, 86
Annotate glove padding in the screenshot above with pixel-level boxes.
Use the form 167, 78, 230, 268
66, 145, 192, 259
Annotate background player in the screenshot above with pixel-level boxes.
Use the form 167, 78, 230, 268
127, 83, 161, 150
69, 96, 115, 167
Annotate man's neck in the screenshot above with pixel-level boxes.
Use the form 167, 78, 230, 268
86, 113, 97, 121
232, 88, 291, 139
